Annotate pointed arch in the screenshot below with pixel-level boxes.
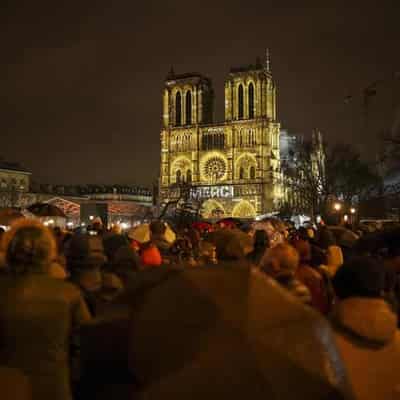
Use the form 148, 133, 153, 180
186, 169, 192, 183
175, 91, 182, 126
238, 84, 244, 120
185, 90, 192, 125
248, 82, 254, 119
171, 156, 191, 183
235, 152, 257, 181
232, 200, 256, 218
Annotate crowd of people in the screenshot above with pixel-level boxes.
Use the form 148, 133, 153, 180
0, 215, 399, 399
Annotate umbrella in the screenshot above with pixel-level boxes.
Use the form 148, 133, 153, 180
192, 221, 213, 233
355, 227, 400, 255
0, 208, 24, 226
128, 222, 176, 244
216, 217, 238, 229
327, 226, 359, 248
354, 231, 386, 254
27, 203, 66, 218
128, 265, 353, 399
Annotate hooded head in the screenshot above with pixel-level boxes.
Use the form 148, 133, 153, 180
3, 219, 57, 275
261, 243, 299, 281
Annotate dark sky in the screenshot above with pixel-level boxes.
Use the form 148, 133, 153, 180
2, 0, 400, 187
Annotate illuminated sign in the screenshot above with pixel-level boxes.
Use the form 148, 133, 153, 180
190, 185, 234, 199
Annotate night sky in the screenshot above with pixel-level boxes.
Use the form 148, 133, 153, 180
2, 1, 400, 187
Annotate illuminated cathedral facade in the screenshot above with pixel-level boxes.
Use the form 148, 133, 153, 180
159, 54, 283, 218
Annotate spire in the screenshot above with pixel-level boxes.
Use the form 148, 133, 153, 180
265, 48, 271, 73
167, 66, 175, 80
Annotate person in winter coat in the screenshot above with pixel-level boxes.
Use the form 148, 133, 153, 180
0, 219, 91, 400
318, 228, 343, 277
293, 238, 331, 314
149, 220, 171, 256
66, 234, 123, 315
103, 233, 141, 285
332, 256, 400, 400
251, 229, 270, 264
260, 243, 312, 305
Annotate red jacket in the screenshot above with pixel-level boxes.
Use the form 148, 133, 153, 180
296, 264, 330, 314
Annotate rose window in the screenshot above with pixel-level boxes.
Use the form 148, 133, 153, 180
203, 157, 227, 182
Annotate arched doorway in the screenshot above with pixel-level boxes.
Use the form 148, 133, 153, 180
232, 200, 256, 218
201, 199, 225, 219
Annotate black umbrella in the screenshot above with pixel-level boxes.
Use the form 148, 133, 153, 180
127, 264, 353, 399
354, 228, 400, 256
27, 202, 66, 218
327, 226, 359, 248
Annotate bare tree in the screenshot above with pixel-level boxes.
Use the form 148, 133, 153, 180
281, 141, 380, 219
159, 182, 202, 226
325, 144, 381, 204
281, 140, 327, 218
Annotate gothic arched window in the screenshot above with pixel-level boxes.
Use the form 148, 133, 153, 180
238, 84, 244, 120
239, 167, 244, 180
250, 166, 256, 179
175, 91, 182, 126
248, 83, 254, 119
186, 169, 192, 183
176, 169, 181, 183
186, 91, 192, 125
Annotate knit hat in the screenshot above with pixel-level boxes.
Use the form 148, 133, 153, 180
332, 256, 385, 299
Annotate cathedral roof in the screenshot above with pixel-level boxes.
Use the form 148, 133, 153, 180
0, 160, 30, 173
166, 71, 211, 84
229, 54, 272, 76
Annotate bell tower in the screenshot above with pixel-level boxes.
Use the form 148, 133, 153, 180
162, 69, 214, 129
224, 51, 276, 122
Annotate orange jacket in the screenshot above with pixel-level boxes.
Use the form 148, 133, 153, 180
141, 245, 162, 266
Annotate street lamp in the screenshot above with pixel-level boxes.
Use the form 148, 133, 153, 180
349, 207, 357, 226
333, 202, 341, 211
332, 202, 342, 225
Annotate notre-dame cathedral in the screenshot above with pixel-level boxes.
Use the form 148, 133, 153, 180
159, 53, 283, 218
